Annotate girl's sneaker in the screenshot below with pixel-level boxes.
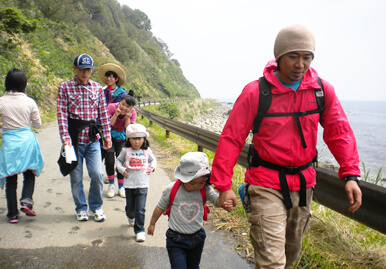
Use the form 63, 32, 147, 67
118, 187, 126, 198
20, 203, 36, 216
136, 232, 146, 242
9, 215, 19, 224
107, 184, 115, 198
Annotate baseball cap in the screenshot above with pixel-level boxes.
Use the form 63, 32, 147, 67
73, 54, 95, 69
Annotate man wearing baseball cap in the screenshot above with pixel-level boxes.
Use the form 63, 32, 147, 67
57, 54, 112, 222
210, 25, 362, 268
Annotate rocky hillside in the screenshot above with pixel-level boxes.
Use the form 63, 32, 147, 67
191, 104, 232, 134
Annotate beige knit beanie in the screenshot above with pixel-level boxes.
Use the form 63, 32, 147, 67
274, 24, 315, 60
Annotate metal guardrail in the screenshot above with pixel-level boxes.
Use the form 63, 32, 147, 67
136, 106, 386, 235
136, 99, 192, 107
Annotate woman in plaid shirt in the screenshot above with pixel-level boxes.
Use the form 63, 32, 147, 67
57, 54, 112, 222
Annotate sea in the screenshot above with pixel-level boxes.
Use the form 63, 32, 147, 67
217, 98, 386, 179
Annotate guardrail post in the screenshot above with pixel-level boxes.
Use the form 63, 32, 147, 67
166, 130, 170, 138
197, 145, 203, 152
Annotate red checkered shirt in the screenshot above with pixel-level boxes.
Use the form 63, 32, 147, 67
57, 76, 111, 145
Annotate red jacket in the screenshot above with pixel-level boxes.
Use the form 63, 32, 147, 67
211, 60, 360, 192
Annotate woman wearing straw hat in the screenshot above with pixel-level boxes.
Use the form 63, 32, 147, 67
98, 63, 135, 194
98, 63, 127, 104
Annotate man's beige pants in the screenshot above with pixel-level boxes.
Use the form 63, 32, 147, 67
248, 185, 313, 269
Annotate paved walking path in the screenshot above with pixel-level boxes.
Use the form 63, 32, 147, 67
0, 123, 252, 268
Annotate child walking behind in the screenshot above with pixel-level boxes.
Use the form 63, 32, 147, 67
104, 95, 136, 198
116, 123, 156, 242
147, 152, 233, 269
0, 69, 44, 223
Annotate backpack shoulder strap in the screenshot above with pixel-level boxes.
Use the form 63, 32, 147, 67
252, 77, 272, 134
162, 180, 182, 219
315, 77, 325, 120
142, 148, 149, 157
201, 186, 210, 221
200, 186, 206, 203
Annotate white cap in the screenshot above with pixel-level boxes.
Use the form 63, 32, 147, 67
174, 152, 211, 183
126, 123, 149, 138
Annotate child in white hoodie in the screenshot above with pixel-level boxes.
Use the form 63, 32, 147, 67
116, 123, 156, 242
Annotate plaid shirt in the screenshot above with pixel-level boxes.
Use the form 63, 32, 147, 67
57, 76, 111, 145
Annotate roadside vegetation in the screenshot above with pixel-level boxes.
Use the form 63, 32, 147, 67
138, 100, 386, 269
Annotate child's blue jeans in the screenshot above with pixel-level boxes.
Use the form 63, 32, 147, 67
125, 188, 148, 234
166, 228, 206, 269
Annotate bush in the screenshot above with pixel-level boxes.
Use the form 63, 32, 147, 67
159, 101, 180, 119
0, 7, 39, 34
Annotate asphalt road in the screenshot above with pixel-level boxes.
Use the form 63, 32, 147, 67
0, 123, 252, 269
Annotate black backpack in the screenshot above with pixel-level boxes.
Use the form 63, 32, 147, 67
252, 76, 324, 149
247, 77, 325, 209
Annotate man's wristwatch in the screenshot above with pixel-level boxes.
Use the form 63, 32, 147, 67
345, 176, 360, 184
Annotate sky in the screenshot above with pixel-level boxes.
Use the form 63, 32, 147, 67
118, 0, 386, 102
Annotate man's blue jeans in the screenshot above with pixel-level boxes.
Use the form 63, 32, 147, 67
69, 141, 103, 212
125, 188, 148, 234
166, 228, 206, 269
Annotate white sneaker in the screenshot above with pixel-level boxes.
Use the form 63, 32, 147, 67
76, 211, 89, 221
128, 218, 135, 226
118, 187, 126, 198
107, 184, 115, 198
136, 232, 145, 242
89, 208, 106, 222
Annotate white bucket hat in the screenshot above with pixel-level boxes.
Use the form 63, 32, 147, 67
174, 152, 211, 183
126, 123, 149, 138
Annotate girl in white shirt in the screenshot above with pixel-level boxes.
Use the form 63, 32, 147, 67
116, 123, 156, 242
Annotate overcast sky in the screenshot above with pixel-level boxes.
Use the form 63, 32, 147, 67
118, 0, 386, 102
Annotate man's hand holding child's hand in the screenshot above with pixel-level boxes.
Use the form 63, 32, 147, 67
223, 199, 234, 212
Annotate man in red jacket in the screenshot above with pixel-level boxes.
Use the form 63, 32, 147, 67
210, 25, 362, 268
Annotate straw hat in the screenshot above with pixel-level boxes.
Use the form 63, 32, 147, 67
98, 63, 126, 86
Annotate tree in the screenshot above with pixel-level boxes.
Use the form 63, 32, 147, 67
126, 9, 151, 31
157, 37, 173, 58
0, 7, 39, 34
159, 102, 180, 119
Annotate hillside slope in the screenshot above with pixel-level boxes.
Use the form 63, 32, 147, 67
0, 0, 199, 116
